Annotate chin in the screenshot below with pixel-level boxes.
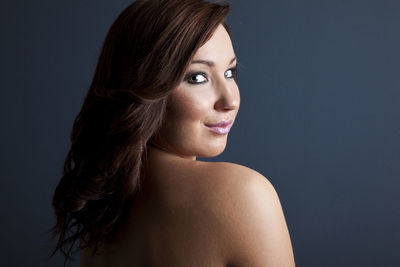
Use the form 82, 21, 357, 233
197, 142, 227, 158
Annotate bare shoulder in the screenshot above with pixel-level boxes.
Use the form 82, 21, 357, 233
195, 161, 295, 267
195, 161, 276, 200
203, 161, 265, 179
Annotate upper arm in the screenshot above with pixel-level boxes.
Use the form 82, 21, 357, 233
209, 164, 295, 267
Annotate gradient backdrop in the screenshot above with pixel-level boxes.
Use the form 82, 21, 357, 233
1, 0, 399, 266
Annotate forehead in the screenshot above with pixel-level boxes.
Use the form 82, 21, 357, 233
192, 24, 235, 63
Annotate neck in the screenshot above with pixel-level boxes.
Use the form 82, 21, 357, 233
146, 142, 197, 162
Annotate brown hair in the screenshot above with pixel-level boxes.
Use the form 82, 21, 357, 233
49, 0, 230, 265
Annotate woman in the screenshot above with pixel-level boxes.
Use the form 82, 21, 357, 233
50, 0, 295, 266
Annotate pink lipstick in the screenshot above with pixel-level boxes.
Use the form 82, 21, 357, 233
205, 120, 233, 135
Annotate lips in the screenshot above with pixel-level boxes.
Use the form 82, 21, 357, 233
205, 120, 233, 127
205, 120, 233, 135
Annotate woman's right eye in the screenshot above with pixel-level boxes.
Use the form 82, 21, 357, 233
184, 72, 208, 84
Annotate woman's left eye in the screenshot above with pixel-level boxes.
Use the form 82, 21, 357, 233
225, 67, 237, 79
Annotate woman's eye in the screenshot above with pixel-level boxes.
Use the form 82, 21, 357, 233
225, 67, 237, 79
185, 73, 208, 84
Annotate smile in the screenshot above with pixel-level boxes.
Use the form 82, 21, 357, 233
205, 120, 233, 135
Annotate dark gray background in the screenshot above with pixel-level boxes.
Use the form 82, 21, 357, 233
1, 0, 399, 266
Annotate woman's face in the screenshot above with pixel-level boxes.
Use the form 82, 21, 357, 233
155, 24, 240, 159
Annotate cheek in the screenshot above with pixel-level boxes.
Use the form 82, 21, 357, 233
168, 89, 211, 125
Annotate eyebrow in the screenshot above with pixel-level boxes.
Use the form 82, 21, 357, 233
190, 56, 237, 67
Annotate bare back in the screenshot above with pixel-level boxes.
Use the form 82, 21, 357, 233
81, 156, 237, 266
80, 148, 295, 267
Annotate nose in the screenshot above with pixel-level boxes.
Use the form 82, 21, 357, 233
214, 79, 240, 111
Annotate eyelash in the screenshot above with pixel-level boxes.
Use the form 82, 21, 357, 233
183, 66, 238, 85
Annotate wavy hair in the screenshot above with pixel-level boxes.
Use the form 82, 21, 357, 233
49, 0, 230, 265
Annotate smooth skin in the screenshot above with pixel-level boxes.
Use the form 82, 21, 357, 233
80, 24, 295, 267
